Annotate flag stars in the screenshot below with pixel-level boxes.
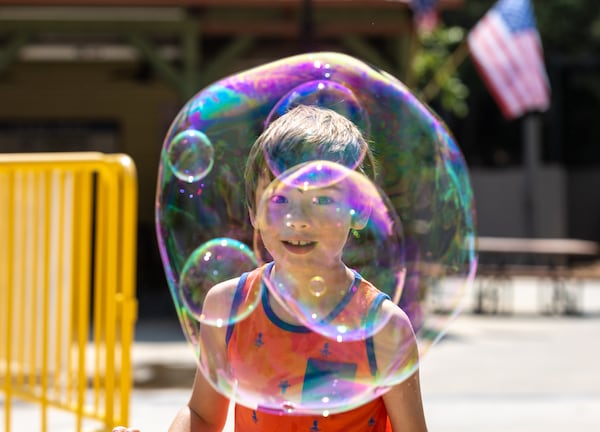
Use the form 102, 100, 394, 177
496, 0, 535, 32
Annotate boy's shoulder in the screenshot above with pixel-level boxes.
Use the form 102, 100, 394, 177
203, 276, 243, 321
207, 276, 242, 297
203, 265, 265, 320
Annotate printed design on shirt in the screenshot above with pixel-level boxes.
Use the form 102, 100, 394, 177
302, 358, 357, 404
254, 332, 264, 348
368, 416, 376, 427
279, 380, 291, 394
320, 342, 331, 357
310, 420, 321, 431
251, 410, 258, 423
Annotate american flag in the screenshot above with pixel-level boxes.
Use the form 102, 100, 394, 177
411, 0, 440, 32
467, 0, 550, 119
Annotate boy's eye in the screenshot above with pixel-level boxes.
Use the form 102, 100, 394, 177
270, 194, 288, 204
312, 196, 334, 205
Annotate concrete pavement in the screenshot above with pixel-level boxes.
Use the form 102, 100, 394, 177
5, 276, 600, 431
129, 312, 600, 432
127, 277, 600, 432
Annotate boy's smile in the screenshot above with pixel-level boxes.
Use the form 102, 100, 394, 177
281, 240, 318, 254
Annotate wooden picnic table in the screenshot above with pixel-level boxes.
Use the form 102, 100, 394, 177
478, 237, 600, 256
474, 236, 600, 315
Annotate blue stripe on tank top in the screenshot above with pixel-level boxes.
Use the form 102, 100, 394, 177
226, 262, 390, 378
321, 270, 361, 323
225, 271, 250, 346
365, 292, 391, 376
262, 262, 311, 333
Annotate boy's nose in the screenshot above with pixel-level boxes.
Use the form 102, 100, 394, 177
284, 210, 310, 229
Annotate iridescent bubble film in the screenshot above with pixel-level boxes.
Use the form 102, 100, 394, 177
179, 238, 259, 326
263, 79, 369, 176
156, 52, 477, 414
255, 161, 405, 342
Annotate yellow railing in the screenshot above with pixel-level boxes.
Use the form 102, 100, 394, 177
0, 152, 138, 432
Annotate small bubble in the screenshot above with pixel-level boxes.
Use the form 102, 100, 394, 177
309, 276, 327, 297
166, 129, 214, 182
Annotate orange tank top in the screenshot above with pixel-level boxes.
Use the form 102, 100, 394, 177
226, 263, 392, 432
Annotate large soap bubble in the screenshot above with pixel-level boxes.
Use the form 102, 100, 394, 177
156, 52, 477, 415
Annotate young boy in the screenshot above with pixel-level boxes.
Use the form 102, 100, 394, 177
116, 105, 427, 432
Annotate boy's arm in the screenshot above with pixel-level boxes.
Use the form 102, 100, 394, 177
168, 368, 230, 432
168, 277, 241, 431
114, 278, 240, 432
376, 300, 428, 432
112, 369, 229, 432
382, 370, 428, 432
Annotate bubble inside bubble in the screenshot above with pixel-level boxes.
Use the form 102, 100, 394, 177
263, 81, 369, 177
179, 238, 259, 326
166, 129, 214, 182
256, 161, 406, 342
266, 80, 369, 135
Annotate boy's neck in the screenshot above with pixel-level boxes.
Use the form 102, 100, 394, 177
271, 261, 352, 289
267, 261, 355, 324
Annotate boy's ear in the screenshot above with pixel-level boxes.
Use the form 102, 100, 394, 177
248, 206, 257, 228
350, 205, 371, 230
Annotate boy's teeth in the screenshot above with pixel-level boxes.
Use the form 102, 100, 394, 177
289, 240, 311, 246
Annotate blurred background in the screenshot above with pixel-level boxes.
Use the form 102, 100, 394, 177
1, 0, 598, 318
2, 2, 599, 431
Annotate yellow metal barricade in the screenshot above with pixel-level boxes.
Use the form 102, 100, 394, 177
0, 152, 138, 432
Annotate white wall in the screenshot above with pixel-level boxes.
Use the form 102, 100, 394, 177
470, 165, 568, 238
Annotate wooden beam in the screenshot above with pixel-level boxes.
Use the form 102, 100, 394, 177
200, 36, 254, 87
0, 0, 462, 10
128, 32, 188, 97
340, 36, 395, 74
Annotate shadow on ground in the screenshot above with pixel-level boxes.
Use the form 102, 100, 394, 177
134, 363, 196, 388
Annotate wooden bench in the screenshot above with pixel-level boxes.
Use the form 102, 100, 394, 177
474, 237, 600, 315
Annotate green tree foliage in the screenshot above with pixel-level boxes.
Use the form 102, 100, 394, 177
535, 0, 600, 53
411, 25, 470, 118
414, 0, 600, 165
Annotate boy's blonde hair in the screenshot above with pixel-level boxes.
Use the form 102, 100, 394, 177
244, 104, 377, 214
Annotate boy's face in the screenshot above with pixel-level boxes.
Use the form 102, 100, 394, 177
253, 173, 357, 270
